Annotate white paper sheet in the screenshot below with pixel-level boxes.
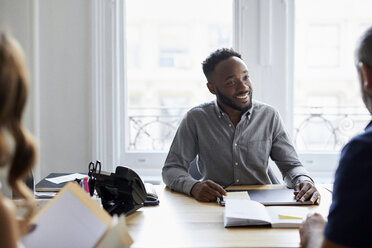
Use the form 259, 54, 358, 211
45, 173, 87, 184
224, 191, 250, 200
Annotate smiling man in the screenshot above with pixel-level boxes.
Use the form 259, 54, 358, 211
162, 48, 320, 203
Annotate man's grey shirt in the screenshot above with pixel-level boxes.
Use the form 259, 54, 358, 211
162, 100, 313, 195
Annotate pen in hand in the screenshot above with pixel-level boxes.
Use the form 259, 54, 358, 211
218, 181, 235, 205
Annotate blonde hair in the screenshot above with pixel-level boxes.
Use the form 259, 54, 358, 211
0, 33, 36, 228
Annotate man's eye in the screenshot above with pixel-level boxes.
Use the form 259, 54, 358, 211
226, 81, 236, 86
243, 75, 249, 81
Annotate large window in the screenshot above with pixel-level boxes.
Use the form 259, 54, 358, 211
291, 0, 372, 183
121, 0, 233, 180
124, 0, 233, 165
294, 0, 372, 152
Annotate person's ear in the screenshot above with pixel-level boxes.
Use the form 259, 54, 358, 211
206, 82, 216, 95
360, 62, 372, 94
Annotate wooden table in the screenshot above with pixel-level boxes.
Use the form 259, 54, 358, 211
126, 184, 332, 248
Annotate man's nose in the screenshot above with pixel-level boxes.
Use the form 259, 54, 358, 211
236, 80, 249, 91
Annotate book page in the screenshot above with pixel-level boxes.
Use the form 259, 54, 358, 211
266, 206, 309, 228
224, 199, 271, 227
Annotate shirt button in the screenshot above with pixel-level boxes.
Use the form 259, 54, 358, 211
218, 115, 221, 118
236, 179, 240, 183
228, 124, 232, 127
222, 113, 224, 116
234, 143, 237, 146
235, 162, 238, 166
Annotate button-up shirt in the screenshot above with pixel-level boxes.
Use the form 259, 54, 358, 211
162, 100, 313, 195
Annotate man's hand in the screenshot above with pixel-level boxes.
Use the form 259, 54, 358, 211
299, 213, 326, 247
294, 181, 321, 204
191, 180, 226, 202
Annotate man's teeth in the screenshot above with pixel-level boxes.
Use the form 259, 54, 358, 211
236, 94, 248, 99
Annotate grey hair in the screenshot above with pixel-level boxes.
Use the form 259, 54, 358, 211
355, 26, 372, 68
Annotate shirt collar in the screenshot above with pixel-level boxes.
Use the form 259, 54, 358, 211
213, 100, 254, 119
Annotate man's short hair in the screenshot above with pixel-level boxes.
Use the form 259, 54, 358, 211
202, 48, 242, 81
356, 26, 372, 67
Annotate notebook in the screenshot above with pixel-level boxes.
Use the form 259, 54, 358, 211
224, 198, 309, 228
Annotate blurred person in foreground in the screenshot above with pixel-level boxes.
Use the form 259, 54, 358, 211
0, 33, 37, 248
300, 26, 372, 248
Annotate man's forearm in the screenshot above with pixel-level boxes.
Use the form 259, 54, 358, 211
162, 165, 199, 195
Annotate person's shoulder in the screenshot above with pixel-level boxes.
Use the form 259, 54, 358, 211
187, 101, 215, 116
179, 101, 215, 126
253, 100, 277, 112
339, 127, 372, 167
252, 100, 279, 118
344, 128, 372, 152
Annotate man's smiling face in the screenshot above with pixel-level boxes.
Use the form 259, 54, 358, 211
207, 56, 253, 113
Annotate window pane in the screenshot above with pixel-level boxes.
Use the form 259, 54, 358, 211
294, 0, 372, 151
125, 0, 233, 151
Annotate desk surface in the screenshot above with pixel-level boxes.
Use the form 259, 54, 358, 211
126, 184, 332, 248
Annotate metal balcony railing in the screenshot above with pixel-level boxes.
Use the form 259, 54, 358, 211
127, 106, 370, 151
294, 106, 370, 151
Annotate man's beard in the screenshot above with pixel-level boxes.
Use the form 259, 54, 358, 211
215, 87, 253, 112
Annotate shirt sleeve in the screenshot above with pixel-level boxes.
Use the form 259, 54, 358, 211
324, 136, 372, 246
162, 112, 200, 195
269, 110, 313, 187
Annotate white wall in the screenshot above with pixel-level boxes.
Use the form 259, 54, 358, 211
0, 0, 93, 182
0, 0, 34, 128
38, 0, 92, 180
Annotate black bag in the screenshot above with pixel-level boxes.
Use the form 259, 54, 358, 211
88, 162, 147, 216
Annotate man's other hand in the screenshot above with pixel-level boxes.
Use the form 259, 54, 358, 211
294, 181, 321, 204
191, 180, 226, 202
300, 213, 326, 247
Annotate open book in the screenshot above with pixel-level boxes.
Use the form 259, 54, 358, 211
224, 194, 309, 228
23, 182, 133, 248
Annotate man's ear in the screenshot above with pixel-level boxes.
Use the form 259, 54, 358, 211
360, 63, 372, 94
206, 82, 216, 95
